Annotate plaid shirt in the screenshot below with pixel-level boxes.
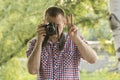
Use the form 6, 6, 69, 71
26, 34, 84, 80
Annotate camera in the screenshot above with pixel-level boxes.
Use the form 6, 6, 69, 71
44, 23, 58, 36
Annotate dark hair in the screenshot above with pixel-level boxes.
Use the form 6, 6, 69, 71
45, 6, 65, 17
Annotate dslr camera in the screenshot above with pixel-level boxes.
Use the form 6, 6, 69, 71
44, 23, 58, 36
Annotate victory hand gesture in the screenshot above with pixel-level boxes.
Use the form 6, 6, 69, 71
67, 14, 79, 42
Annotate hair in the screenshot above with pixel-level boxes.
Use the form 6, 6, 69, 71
45, 6, 65, 17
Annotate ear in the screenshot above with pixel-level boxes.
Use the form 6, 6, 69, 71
63, 16, 67, 25
62, 17, 66, 28
43, 19, 48, 24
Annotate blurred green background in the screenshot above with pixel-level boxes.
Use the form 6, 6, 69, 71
0, 0, 119, 80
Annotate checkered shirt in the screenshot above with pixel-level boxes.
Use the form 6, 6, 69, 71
26, 34, 84, 80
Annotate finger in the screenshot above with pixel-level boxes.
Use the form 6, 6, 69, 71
37, 26, 45, 30
36, 28, 45, 33
71, 14, 74, 25
38, 32, 46, 35
36, 29, 44, 33
37, 25, 42, 28
37, 30, 44, 34
36, 26, 45, 31
66, 16, 70, 25
70, 27, 78, 32
43, 19, 48, 24
37, 31, 46, 35
38, 24, 44, 29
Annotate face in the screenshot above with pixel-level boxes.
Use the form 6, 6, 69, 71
45, 14, 66, 38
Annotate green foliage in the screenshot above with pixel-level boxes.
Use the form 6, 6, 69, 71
0, 0, 118, 79
80, 69, 120, 80
0, 0, 56, 66
56, 0, 111, 40
0, 58, 36, 80
56, 0, 115, 55
99, 38, 115, 55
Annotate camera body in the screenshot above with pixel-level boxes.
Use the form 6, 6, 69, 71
44, 23, 58, 36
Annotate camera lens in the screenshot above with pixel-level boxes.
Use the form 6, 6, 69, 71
48, 27, 55, 32
45, 23, 57, 36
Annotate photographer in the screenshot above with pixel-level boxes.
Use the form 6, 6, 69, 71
26, 6, 98, 80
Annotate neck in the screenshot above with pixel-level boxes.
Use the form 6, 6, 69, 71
49, 38, 58, 43
49, 32, 64, 43
49, 35, 59, 43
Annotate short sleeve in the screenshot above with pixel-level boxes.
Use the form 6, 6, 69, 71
80, 35, 88, 44
26, 38, 37, 57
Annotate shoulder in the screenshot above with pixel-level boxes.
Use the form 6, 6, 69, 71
28, 37, 37, 45
66, 34, 87, 45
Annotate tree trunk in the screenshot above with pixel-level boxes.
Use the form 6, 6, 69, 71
109, 0, 120, 72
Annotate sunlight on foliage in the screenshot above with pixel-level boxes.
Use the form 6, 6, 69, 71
0, 0, 119, 80
0, 32, 3, 39
0, 58, 36, 80
80, 69, 120, 80
0, 0, 56, 66
99, 38, 115, 55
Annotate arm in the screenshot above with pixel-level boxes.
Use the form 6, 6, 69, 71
27, 24, 46, 74
27, 39, 42, 75
67, 14, 98, 64
74, 36, 98, 63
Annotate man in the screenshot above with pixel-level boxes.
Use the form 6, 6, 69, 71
26, 6, 98, 80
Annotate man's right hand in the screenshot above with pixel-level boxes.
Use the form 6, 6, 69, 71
36, 24, 46, 42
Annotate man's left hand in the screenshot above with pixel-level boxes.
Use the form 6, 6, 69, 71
67, 14, 79, 43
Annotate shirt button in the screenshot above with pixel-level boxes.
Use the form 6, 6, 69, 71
54, 76, 57, 79
55, 65, 57, 69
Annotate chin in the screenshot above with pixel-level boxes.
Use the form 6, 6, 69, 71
50, 34, 58, 38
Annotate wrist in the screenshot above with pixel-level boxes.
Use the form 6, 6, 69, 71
36, 39, 43, 45
73, 37, 83, 45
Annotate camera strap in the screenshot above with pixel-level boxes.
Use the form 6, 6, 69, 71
42, 30, 66, 51
42, 35, 49, 47
58, 32, 66, 51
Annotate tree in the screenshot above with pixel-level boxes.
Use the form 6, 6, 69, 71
109, 0, 120, 72
0, 0, 56, 66
55, 0, 115, 55
56, 0, 111, 40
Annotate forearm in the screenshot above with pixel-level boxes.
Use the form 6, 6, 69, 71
74, 37, 98, 64
27, 40, 42, 74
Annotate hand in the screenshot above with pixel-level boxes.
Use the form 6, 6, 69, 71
36, 24, 46, 42
67, 14, 79, 42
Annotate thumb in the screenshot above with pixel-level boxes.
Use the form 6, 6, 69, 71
66, 16, 71, 30
43, 19, 48, 24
